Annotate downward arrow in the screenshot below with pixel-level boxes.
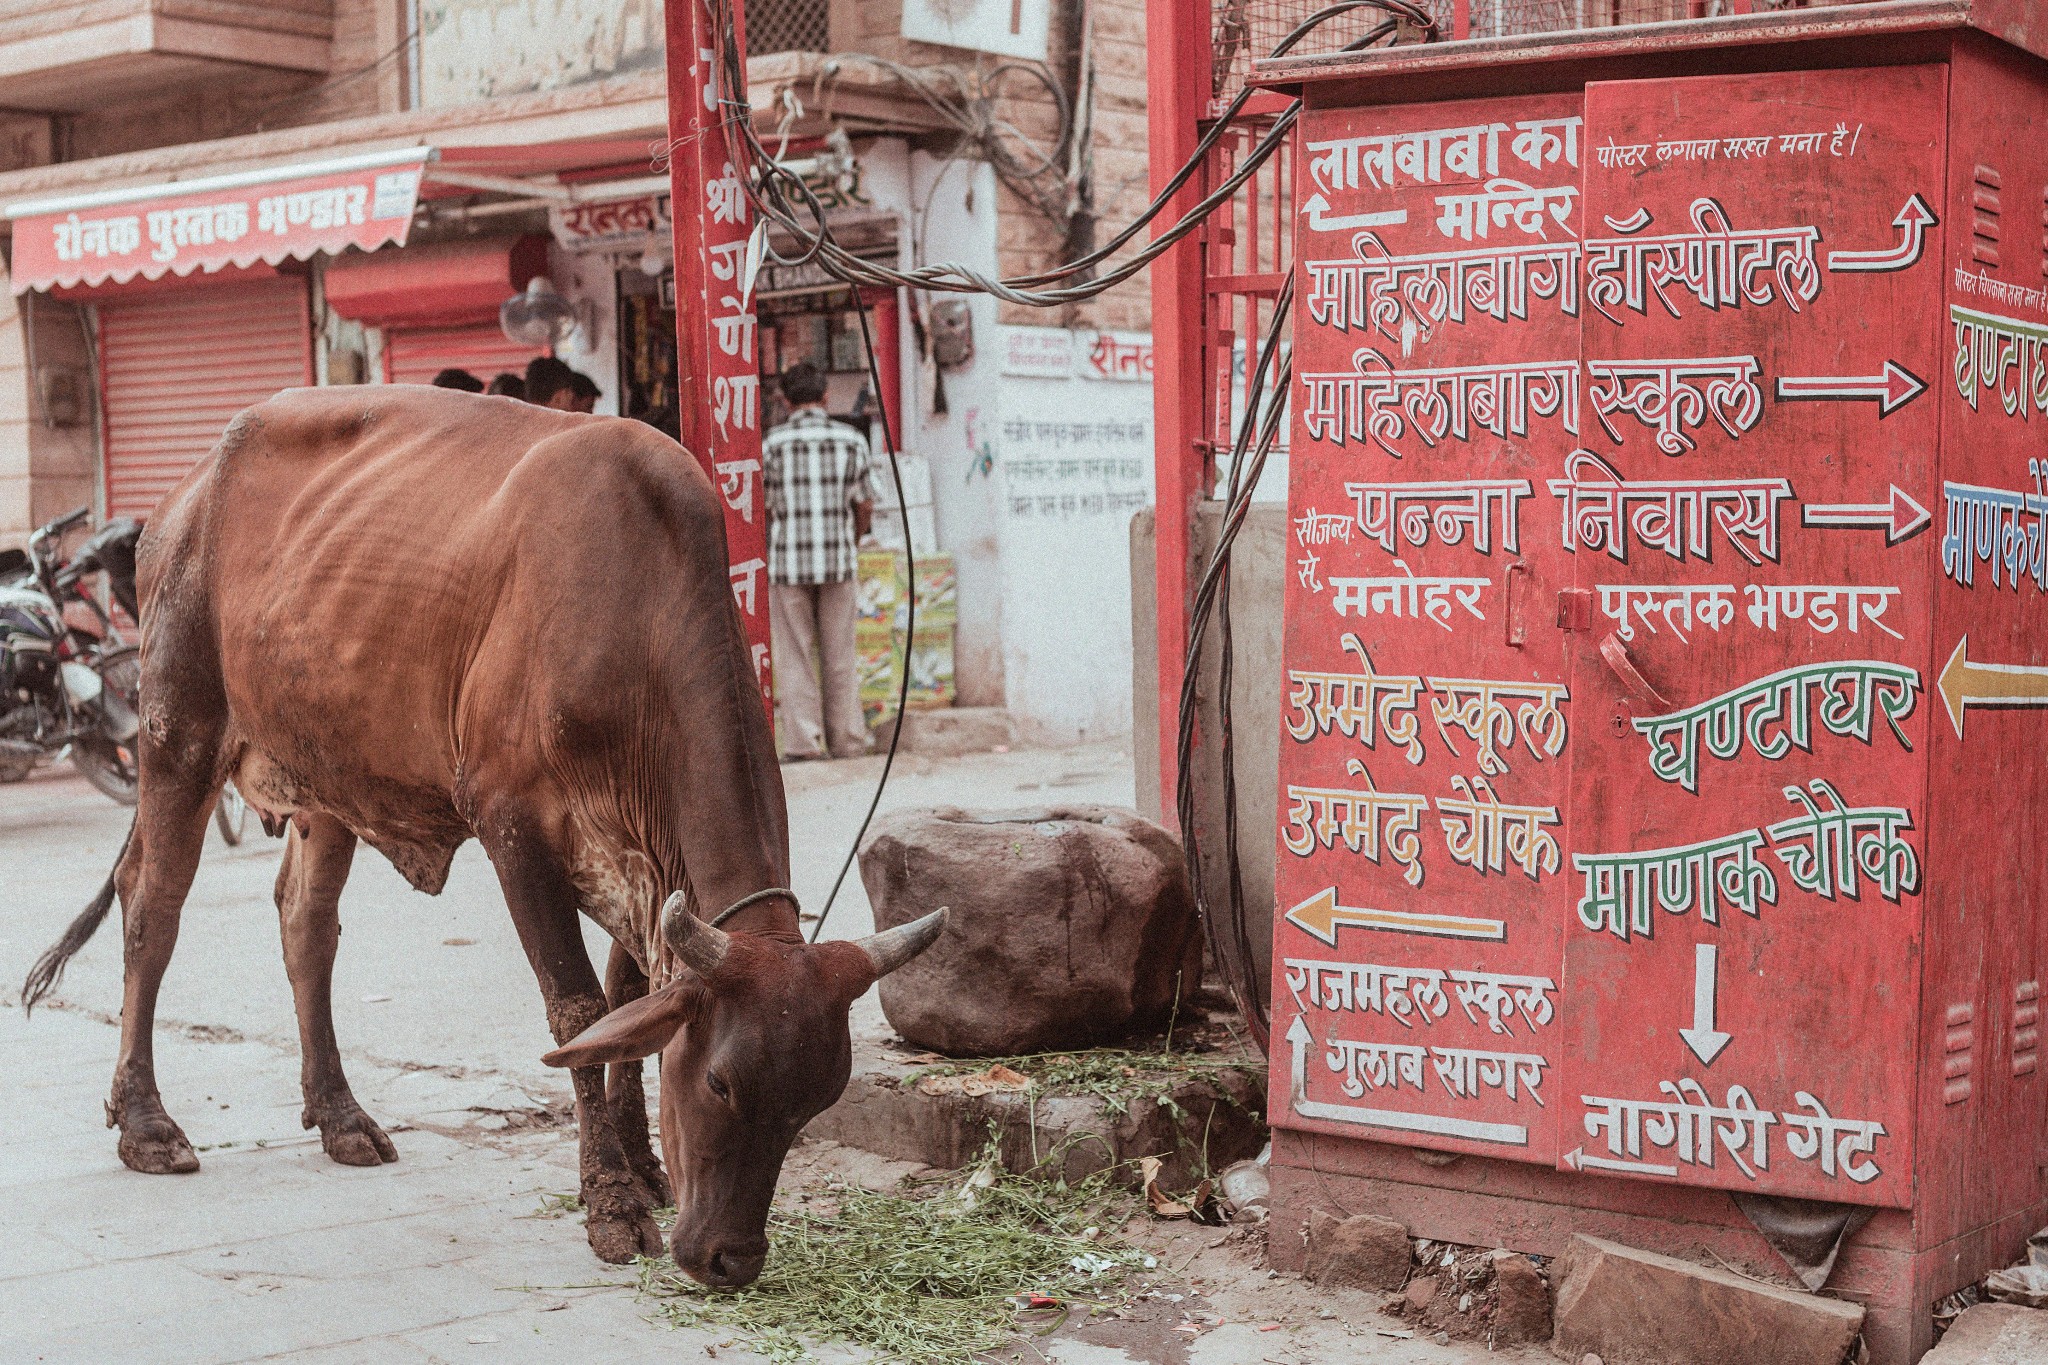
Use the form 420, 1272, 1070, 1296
1678, 942, 1732, 1066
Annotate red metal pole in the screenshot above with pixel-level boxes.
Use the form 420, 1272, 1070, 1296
1147, 0, 1210, 819
665, 0, 773, 713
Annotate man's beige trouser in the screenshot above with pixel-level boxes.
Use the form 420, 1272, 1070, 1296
770, 578, 868, 759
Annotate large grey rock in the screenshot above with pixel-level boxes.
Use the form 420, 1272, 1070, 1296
1550, 1235, 1862, 1365
858, 804, 1202, 1056
1305, 1210, 1412, 1291
1922, 1303, 2048, 1363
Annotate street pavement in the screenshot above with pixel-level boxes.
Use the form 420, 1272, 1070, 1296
0, 746, 1514, 1363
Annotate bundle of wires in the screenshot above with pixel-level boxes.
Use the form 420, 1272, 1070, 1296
700, 0, 1438, 1032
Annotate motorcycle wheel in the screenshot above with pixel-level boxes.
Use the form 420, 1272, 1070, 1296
214, 781, 249, 846
72, 644, 140, 806
0, 752, 33, 783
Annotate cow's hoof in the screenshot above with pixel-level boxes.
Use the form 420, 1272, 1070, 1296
117, 1117, 200, 1175
315, 1107, 399, 1167
586, 1206, 663, 1264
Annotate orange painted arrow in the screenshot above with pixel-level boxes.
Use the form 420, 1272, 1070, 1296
1283, 886, 1505, 945
1938, 635, 2048, 738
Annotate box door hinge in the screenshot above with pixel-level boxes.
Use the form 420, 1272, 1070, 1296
1556, 588, 1594, 632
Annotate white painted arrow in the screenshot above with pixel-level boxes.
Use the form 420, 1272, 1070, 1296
1826, 193, 1938, 273
1678, 942, 1732, 1066
1773, 360, 1928, 416
1284, 886, 1505, 945
1300, 193, 1408, 234
1562, 1146, 1679, 1177
1799, 484, 1932, 544
1285, 1015, 1527, 1144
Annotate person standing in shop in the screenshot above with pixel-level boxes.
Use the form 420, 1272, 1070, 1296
762, 361, 874, 761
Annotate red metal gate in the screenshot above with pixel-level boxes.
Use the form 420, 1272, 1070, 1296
98, 276, 314, 521
383, 324, 545, 388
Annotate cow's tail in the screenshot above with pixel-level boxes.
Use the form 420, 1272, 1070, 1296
21, 818, 133, 1014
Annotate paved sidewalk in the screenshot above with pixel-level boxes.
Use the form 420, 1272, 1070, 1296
1, 749, 1520, 1363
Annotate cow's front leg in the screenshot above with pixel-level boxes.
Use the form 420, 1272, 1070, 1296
484, 820, 661, 1263
603, 941, 668, 1207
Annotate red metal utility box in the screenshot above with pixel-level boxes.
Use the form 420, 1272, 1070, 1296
1263, 5, 2048, 1358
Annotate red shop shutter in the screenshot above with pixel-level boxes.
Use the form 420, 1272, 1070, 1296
99, 277, 312, 522
384, 325, 545, 388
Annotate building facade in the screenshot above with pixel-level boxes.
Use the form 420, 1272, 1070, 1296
0, 0, 1156, 742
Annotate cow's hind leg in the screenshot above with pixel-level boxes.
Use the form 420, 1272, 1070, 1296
604, 942, 667, 1204
483, 816, 660, 1263
107, 720, 222, 1174
274, 813, 398, 1166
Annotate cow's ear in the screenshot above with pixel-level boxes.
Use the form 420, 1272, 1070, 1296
542, 980, 699, 1068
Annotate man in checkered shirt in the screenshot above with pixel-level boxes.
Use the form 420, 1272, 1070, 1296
764, 361, 874, 760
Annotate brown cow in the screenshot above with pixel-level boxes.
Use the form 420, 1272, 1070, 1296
22, 386, 944, 1285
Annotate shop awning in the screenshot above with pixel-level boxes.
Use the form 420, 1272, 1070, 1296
323, 235, 550, 329
5, 147, 431, 294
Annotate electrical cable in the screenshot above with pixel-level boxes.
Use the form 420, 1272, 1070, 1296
705, 0, 1434, 308
805, 292, 914, 943
701, 0, 1437, 1020
1175, 274, 1293, 1049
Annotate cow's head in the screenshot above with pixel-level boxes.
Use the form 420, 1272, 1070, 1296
542, 893, 946, 1288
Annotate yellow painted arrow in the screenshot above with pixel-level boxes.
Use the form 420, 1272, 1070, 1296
1938, 635, 2048, 738
1284, 886, 1505, 945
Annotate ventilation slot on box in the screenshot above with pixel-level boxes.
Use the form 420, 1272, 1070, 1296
1945, 1002, 1975, 1104
2016, 982, 2040, 1077
1972, 164, 2002, 267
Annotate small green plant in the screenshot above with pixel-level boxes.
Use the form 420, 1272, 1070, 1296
528, 1191, 584, 1219
637, 1153, 1150, 1364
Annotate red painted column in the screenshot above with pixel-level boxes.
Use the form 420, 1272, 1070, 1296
1146, 0, 1210, 817
665, 0, 773, 712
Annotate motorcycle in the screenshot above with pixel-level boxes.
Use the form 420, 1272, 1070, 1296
0, 507, 144, 803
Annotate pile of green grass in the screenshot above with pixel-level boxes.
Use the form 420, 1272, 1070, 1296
637, 1157, 1149, 1363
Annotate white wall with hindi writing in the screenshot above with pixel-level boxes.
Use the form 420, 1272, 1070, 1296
996, 344, 1154, 742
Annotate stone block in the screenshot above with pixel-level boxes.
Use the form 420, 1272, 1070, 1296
1490, 1247, 1554, 1345
805, 1027, 1263, 1194
1921, 1303, 2048, 1363
1305, 1210, 1412, 1292
858, 804, 1201, 1055
872, 706, 1016, 756
1550, 1234, 1863, 1365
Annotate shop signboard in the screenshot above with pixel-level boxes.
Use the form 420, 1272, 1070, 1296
664, 3, 771, 705
1277, 67, 1955, 1206
549, 194, 671, 254
6, 149, 428, 293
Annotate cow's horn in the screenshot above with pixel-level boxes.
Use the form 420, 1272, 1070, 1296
856, 907, 949, 978
662, 891, 731, 977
